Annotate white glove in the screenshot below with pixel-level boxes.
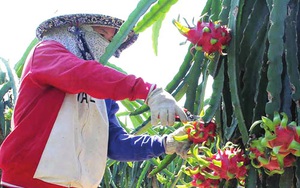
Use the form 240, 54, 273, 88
164, 127, 191, 159
146, 87, 188, 126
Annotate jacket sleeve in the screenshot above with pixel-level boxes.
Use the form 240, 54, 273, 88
26, 40, 152, 101
106, 99, 166, 161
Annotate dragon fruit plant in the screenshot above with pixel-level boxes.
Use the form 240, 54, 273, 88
248, 112, 300, 175
179, 142, 249, 187
173, 18, 231, 58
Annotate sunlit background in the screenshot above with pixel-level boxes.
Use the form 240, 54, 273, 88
0, 0, 206, 87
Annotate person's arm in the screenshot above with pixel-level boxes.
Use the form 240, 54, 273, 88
27, 40, 152, 101
27, 40, 188, 126
106, 99, 166, 161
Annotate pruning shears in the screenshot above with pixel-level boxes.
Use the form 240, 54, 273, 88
175, 108, 200, 122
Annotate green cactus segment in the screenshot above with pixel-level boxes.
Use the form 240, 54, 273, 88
129, 104, 149, 116
195, 58, 212, 114
136, 161, 151, 188
201, 62, 224, 123
0, 58, 17, 137
152, 14, 165, 56
239, 0, 269, 122
241, 17, 268, 125
265, 0, 289, 116
199, 0, 222, 23
14, 38, 39, 78
100, 0, 156, 64
285, 1, 300, 125
131, 117, 151, 135
210, 0, 222, 21
172, 81, 188, 101
121, 100, 149, 125
165, 43, 194, 93
148, 153, 177, 177
207, 53, 222, 77
279, 167, 296, 188
0, 58, 17, 104
184, 52, 204, 113
201, 0, 213, 17
296, 158, 300, 188
218, 0, 232, 25
252, 61, 269, 124
238, 0, 269, 68
134, 0, 178, 33
227, 0, 249, 145
239, 0, 256, 31
265, 0, 273, 11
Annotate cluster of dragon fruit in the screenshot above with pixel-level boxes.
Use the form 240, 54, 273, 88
172, 18, 300, 187
175, 112, 300, 187
173, 18, 231, 58
248, 112, 300, 175
174, 120, 249, 187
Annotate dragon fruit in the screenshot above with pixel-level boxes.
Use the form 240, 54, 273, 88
248, 112, 300, 174
185, 120, 217, 145
248, 137, 296, 175
173, 120, 217, 147
185, 142, 249, 186
173, 19, 231, 57
174, 119, 248, 187
204, 143, 248, 183
261, 154, 296, 174
183, 166, 220, 188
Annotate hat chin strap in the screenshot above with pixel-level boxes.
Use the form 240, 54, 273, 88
69, 25, 109, 61
67, 26, 95, 60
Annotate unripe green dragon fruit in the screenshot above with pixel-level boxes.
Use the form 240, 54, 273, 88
173, 19, 231, 57
248, 112, 300, 175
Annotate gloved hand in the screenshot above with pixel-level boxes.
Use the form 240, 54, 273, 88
164, 127, 191, 159
146, 87, 188, 126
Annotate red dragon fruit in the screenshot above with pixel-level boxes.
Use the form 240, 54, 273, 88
182, 166, 220, 188
248, 137, 296, 175
191, 172, 219, 188
205, 144, 248, 183
262, 154, 296, 173
173, 120, 217, 147
188, 142, 249, 186
174, 120, 248, 187
185, 120, 217, 145
173, 19, 231, 57
248, 112, 300, 174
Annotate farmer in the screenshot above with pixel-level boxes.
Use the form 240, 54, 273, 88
0, 13, 191, 187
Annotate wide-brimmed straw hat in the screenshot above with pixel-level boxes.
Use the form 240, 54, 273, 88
36, 13, 138, 57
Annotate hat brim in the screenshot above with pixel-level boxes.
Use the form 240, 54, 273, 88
36, 13, 138, 57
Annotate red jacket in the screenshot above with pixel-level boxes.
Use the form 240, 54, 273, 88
0, 41, 163, 187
